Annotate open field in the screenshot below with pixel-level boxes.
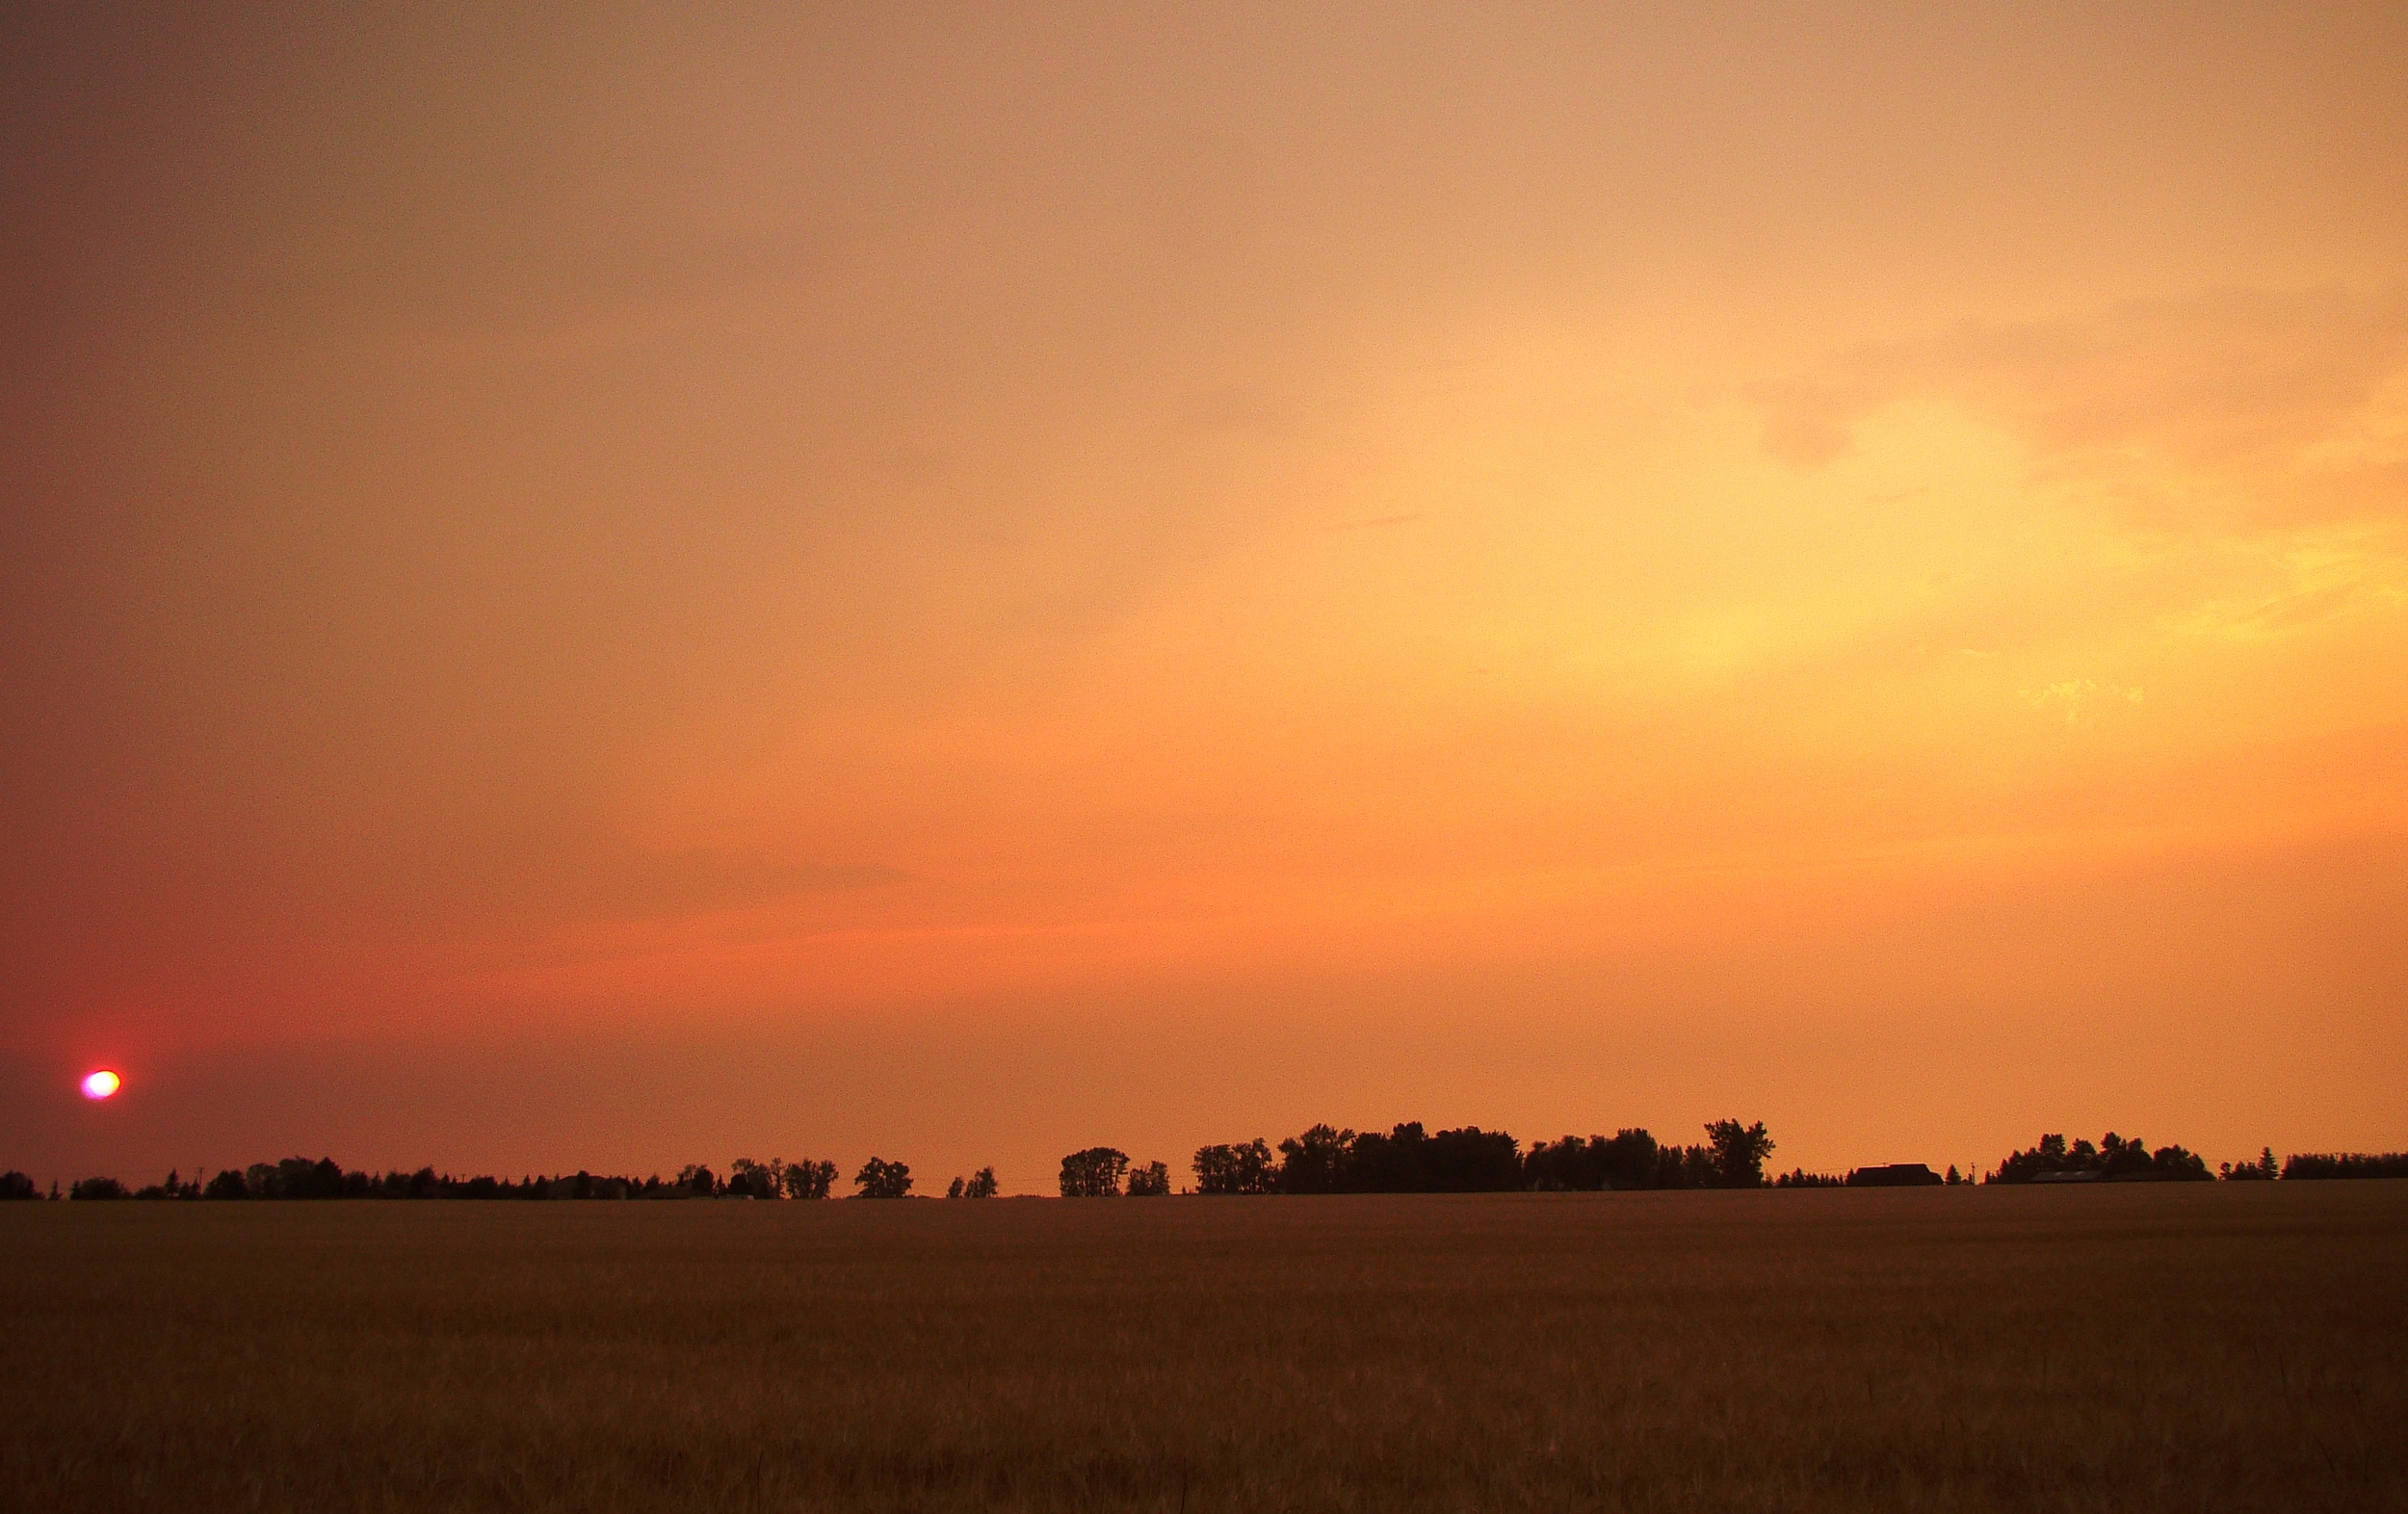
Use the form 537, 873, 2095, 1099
3, 1185, 2401, 1512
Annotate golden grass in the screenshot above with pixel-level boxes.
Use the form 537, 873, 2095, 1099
2, 1185, 2400, 1512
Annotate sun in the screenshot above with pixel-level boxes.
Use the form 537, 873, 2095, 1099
81, 1069, 121, 1101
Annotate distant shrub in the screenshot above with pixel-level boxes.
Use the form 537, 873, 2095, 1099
68, 1176, 129, 1200
0, 1170, 39, 1201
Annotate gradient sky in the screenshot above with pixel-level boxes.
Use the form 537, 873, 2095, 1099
6, 5, 2404, 1191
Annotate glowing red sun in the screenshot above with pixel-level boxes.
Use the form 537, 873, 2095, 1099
81, 1069, 121, 1100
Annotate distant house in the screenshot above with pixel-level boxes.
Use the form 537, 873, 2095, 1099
1845, 1162, 1945, 1188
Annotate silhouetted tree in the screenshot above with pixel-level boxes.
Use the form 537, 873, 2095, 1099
68, 1176, 128, 1200
203, 1168, 249, 1199
2222, 1147, 2280, 1180
1419, 1127, 1524, 1191
1060, 1147, 1130, 1197
1522, 1136, 1585, 1191
678, 1163, 720, 1197
1275, 1125, 1354, 1193
1126, 1161, 1171, 1196
1654, 1142, 1718, 1188
1345, 1123, 1432, 1191
1597, 1129, 1661, 1188
1524, 1130, 1701, 1191
1193, 1139, 1278, 1194
1991, 1131, 2214, 1183
1705, 1119, 1774, 1188
0, 1171, 39, 1201
782, 1159, 838, 1199
852, 1157, 912, 1198
727, 1158, 785, 1199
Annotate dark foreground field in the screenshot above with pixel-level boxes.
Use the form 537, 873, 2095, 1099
3, 1186, 2401, 1513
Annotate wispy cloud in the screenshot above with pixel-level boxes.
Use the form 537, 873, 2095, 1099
1751, 285, 2408, 533
2022, 679, 2145, 724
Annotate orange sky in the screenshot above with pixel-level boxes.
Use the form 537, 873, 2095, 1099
5, 6, 2404, 1189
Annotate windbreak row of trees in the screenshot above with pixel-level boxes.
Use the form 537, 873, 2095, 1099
1987, 1133, 2212, 1183
1058, 1148, 1172, 1197
1, 1155, 952, 1201
1525, 1122, 1777, 1191
1159, 1119, 1780, 1195
2277, 1152, 2408, 1180
1769, 1165, 1975, 1187
1981, 1136, 2408, 1183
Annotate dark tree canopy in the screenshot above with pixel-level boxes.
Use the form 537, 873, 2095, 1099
1125, 1160, 1171, 1196
1524, 1127, 1759, 1191
1060, 1147, 1130, 1198
1705, 1119, 1776, 1188
947, 1167, 1000, 1198
1990, 1132, 2212, 1183
1196, 1123, 1531, 1195
1192, 1138, 1278, 1194
2282, 1151, 2408, 1180
1275, 1125, 1353, 1193
784, 1160, 839, 1200
852, 1157, 913, 1199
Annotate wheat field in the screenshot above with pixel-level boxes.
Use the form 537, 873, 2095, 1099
2, 1184, 2400, 1512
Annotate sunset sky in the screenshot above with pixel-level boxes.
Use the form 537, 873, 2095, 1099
6, 6, 2404, 1190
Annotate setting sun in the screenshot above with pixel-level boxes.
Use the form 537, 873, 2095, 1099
80, 1070, 120, 1102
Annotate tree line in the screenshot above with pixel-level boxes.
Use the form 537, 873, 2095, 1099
1979, 1134, 2408, 1184
1985, 1132, 2214, 1183
12, 1133, 2403, 1203
0, 1154, 976, 1202
1045, 1119, 1780, 1196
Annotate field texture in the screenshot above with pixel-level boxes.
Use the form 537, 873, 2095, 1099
2, 1186, 2400, 1512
